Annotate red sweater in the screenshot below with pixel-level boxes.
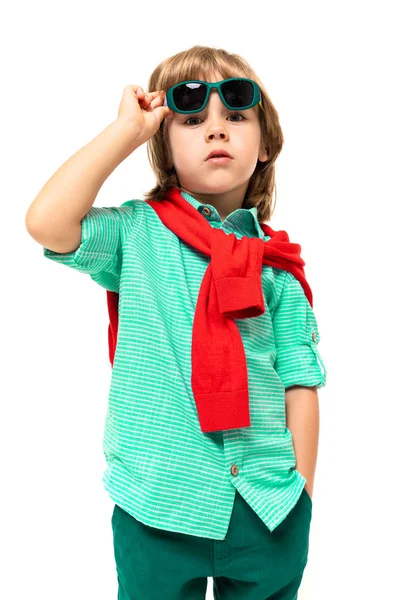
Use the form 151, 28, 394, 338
106, 187, 312, 433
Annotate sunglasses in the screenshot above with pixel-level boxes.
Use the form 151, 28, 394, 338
163, 78, 264, 114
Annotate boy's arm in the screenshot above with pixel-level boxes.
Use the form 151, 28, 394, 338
25, 118, 142, 253
270, 272, 327, 500
285, 385, 319, 499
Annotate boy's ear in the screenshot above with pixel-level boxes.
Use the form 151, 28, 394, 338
258, 147, 268, 163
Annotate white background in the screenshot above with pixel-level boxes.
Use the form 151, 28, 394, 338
2, 1, 399, 598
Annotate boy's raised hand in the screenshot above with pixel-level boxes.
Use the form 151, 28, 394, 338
117, 84, 173, 145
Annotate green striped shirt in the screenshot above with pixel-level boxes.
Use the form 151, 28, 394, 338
43, 190, 327, 539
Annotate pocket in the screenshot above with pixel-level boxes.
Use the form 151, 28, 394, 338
303, 487, 313, 508
111, 504, 119, 528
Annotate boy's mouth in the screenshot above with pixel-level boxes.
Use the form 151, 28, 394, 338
206, 149, 233, 160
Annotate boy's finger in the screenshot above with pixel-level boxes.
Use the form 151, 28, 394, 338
150, 92, 169, 109
147, 90, 166, 100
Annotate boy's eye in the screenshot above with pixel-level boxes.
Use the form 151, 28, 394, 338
183, 112, 245, 126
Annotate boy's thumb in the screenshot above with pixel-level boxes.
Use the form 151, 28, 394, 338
154, 106, 173, 122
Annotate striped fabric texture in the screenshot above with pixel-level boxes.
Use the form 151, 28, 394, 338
43, 190, 327, 538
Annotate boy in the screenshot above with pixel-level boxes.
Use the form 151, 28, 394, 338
26, 46, 327, 600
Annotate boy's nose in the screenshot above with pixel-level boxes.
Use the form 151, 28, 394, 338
207, 89, 223, 110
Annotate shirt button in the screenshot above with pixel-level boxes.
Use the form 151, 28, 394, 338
231, 464, 239, 476
202, 206, 211, 216
312, 332, 317, 342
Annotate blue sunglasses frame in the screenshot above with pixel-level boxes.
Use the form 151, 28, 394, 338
163, 78, 264, 114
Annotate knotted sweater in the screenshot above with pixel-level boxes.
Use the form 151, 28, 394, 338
106, 187, 312, 433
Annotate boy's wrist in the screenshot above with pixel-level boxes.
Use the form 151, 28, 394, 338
113, 117, 145, 152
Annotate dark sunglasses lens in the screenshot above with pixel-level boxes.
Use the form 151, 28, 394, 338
172, 82, 207, 111
221, 80, 254, 107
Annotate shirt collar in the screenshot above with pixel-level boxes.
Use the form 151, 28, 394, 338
180, 190, 265, 239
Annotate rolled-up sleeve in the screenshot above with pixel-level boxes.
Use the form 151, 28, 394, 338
43, 203, 135, 293
270, 273, 327, 389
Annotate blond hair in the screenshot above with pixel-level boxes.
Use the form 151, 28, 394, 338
144, 45, 284, 224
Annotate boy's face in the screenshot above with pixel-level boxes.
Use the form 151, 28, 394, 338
164, 71, 268, 202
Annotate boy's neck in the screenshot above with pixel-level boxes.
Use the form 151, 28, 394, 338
180, 185, 247, 221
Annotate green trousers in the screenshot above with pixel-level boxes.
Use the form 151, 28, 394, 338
111, 487, 313, 599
